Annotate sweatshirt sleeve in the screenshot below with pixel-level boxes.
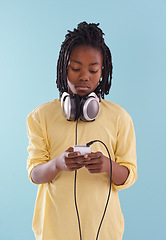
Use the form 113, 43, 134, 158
27, 109, 50, 183
113, 112, 137, 191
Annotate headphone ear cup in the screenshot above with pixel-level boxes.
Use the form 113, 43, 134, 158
61, 92, 72, 120
81, 92, 100, 121
61, 92, 80, 121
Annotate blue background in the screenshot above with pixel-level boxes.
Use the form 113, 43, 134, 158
0, 0, 166, 239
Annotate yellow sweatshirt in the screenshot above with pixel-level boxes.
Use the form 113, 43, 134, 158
27, 99, 137, 240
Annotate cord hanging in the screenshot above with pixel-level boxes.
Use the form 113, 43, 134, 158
86, 140, 112, 240
74, 121, 112, 240
74, 119, 82, 240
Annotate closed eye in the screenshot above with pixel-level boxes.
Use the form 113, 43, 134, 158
71, 67, 80, 72
90, 70, 99, 74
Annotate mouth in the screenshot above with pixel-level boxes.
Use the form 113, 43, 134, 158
75, 86, 90, 91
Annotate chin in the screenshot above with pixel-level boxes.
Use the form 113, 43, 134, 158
76, 91, 91, 97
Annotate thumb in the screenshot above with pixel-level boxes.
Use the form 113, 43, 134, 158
65, 147, 74, 153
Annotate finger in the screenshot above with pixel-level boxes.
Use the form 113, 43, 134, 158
83, 158, 98, 165
85, 161, 102, 168
65, 147, 74, 152
75, 155, 86, 164
66, 157, 85, 167
65, 154, 85, 164
83, 155, 102, 165
66, 162, 84, 171
84, 152, 102, 160
67, 152, 81, 158
85, 164, 102, 172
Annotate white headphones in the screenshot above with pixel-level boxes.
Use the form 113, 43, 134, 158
61, 92, 100, 121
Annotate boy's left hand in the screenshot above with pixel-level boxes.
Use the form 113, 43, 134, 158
83, 152, 110, 174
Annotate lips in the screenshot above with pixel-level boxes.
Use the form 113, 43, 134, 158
75, 86, 90, 90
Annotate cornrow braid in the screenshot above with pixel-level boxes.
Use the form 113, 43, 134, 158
56, 21, 113, 99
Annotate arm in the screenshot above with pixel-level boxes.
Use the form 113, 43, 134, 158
111, 159, 129, 185
31, 147, 85, 184
31, 158, 60, 184
82, 152, 129, 186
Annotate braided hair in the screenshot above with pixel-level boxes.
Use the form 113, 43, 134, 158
56, 21, 113, 99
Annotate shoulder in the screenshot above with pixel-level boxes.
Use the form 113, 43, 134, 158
101, 99, 132, 122
27, 99, 61, 121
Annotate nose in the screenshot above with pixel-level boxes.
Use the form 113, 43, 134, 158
79, 69, 89, 81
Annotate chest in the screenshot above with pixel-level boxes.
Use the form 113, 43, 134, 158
46, 110, 117, 160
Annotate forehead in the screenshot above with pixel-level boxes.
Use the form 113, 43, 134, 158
70, 45, 103, 63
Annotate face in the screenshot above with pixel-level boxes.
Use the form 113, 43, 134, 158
67, 45, 103, 97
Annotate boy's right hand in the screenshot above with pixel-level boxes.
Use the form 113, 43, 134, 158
31, 147, 85, 184
57, 147, 85, 171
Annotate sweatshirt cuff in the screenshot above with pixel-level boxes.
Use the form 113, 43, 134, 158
113, 163, 137, 191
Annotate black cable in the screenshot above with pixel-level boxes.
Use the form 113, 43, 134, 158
86, 140, 112, 240
74, 123, 112, 240
75, 119, 78, 146
74, 170, 82, 240
74, 119, 82, 240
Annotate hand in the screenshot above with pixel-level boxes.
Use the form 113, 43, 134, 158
83, 151, 110, 174
64, 147, 85, 171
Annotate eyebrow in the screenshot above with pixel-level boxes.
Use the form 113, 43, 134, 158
70, 60, 100, 66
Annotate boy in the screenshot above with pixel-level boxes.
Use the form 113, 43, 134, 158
27, 22, 137, 240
